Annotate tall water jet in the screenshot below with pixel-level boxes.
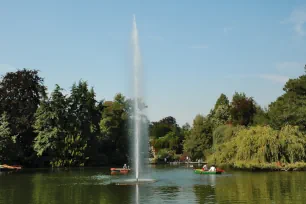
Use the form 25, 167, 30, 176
113, 15, 153, 186
132, 14, 142, 181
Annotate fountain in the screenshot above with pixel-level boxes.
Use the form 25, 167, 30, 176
132, 14, 141, 182
130, 14, 154, 184
112, 15, 155, 186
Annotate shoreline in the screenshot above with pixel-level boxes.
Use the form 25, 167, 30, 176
2, 162, 306, 172
215, 162, 306, 172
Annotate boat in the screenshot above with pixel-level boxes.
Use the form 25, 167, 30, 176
194, 169, 223, 174
0, 164, 22, 172
110, 168, 131, 175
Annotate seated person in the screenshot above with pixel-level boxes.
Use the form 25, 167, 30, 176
208, 165, 216, 172
123, 164, 127, 169
202, 164, 208, 171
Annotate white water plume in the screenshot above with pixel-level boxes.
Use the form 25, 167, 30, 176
131, 14, 149, 181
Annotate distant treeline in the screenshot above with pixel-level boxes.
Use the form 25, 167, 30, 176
1, 66, 306, 169
0, 69, 146, 167
150, 65, 306, 170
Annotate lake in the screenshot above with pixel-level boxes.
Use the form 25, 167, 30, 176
1, 165, 305, 203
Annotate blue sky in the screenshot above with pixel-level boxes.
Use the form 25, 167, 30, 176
0, 0, 305, 125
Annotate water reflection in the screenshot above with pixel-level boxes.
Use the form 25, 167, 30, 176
154, 186, 180, 200
194, 185, 216, 203
136, 184, 139, 204
0, 168, 306, 203
215, 172, 306, 204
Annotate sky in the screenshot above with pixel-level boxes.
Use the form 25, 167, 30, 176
0, 0, 305, 126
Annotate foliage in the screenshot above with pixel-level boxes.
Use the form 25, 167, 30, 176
152, 131, 179, 150
234, 126, 279, 163
209, 94, 231, 129
156, 149, 178, 161
182, 123, 191, 132
214, 93, 230, 109
230, 92, 256, 126
210, 105, 231, 128
252, 105, 269, 126
0, 113, 16, 161
183, 114, 213, 160
0, 69, 46, 164
268, 74, 306, 131
65, 81, 101, 166
212, 125, 242, 147
99, 93, 130, 164
209, 125, 306, 166
159, 116, 177, 126
150, 120, 173, 139
33, 85, 69, 167
3, 66, 306, 169
278, 125, 306, 163
34, 82, 102, 167
0, 69, 47, 133
181, 123, 191, 145
150, 116, 185, 157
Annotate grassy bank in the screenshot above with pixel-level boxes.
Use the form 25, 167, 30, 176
214, 161, 306, 171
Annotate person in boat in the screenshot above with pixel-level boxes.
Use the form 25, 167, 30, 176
202, 164, 208, 171
123, 164, 127, 169
208, 165, 216, 172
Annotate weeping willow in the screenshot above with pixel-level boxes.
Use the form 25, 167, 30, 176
235, 126, 279, 163
278, 125, 306, 163
209, 125, 306, 167
212, 125, 243, 147
151, 131, 179, 150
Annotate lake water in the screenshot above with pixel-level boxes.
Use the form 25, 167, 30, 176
1, 165, 306, 203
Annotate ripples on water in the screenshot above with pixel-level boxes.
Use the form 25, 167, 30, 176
0, 166, 306, 203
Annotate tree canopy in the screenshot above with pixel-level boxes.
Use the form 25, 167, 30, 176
1, 65, 306, 169
0, 69, 46, 165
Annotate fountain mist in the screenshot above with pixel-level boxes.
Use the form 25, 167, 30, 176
110, 15, 153, 186
131, 14, 147, 181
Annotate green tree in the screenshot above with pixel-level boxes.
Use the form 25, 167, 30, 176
33, 85, 68, 167
209, 94, 231, 129
150, 116, 184, 156
182, 123, 191, 132
214, 93, 229, 110
181, 122, 191, 149
212, 124, 241, 148
0, 69, 46, 164
65, 81, 101, 166
209, 125, 306, 166
150, 117, 177, 139
278, 125, 306, 163
183, 114, 213, 160
152, 131, 179, 150
100, 93, 130, 164
34, 81, 102, 167
268, 74, 306, 131
210, 105, 231, 128
230, 92, 256, 126
159, 116, 177, 126
253, 105, 269, 126
0, 113, 16, 162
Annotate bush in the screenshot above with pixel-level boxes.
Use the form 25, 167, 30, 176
156, 149, 177, 161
